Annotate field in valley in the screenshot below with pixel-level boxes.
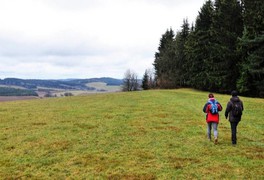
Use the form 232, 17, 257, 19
0, 89, 263, 179
0, 96, 39, 102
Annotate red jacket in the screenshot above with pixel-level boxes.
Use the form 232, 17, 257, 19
203, 98, 222, 123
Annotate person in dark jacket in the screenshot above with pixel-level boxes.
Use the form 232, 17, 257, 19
203, 93, 222, 144
225, 90, 244, 145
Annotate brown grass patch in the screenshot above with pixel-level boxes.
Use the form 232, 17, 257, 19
104, 114, 114, 119
243, 147, 264, 159
161, 121, 173, 124
133, 150, 155, 161
108, 173, 156, 180
153, 126, 181, 132
203, 164, 232, 175
129, 126, 147, 136
74, 123, 98, 130
168, 156, 200, 169
68, 154, 121, 174
154, 113, 168, 118
47, 140, 71, 151
32, 122, 47, 126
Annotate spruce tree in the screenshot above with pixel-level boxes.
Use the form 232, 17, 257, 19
185, 0, 214, 89
180, 19, 191, 86
237, 0, 264, 97
173, 19, 190, 87
142, 70, 149, 90
153, 28, 176, 88
209, 0, 243, 92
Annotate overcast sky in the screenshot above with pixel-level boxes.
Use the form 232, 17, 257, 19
0, 0, 205, 79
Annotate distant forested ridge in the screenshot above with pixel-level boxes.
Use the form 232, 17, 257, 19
153, 0, 263, 97
0, 78, 122, 90
0, 87, 38, 96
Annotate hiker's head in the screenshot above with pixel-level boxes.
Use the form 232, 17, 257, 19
208, 93, 214, 98
231, 90, 238, 97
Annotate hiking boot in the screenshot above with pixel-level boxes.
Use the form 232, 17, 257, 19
214, 138, 218, 144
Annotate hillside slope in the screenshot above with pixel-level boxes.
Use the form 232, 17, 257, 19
0, 89, 263, 179
0, 77, 123, 96
0, 77, 122, 90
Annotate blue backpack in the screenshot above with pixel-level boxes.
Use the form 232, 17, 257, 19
209, 100, 218, 114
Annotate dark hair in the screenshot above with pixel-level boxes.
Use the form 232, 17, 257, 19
231, 90, 238, 97
208, 93, 214, 98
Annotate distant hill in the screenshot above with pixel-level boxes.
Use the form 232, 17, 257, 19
0, 77, 123, 96
0, 77, 123, 90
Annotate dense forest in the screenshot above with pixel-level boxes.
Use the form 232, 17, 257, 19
148, 0, 263, 97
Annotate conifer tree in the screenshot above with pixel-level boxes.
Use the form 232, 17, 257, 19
142, 70, 150, 90
142, 69, 156, 90
237, 0, 264, 97
172, 19, 190, 87
152, 0, 263, 97
153, 28, 176, 88
209, 0, 243, 92
185, 0, 214, 89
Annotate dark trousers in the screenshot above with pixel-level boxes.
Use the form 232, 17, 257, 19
230, 121, 240, 144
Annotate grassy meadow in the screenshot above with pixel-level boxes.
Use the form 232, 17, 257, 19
0, 89, 263, 179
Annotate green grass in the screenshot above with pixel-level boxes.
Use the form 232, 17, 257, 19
0, 89, 263, 179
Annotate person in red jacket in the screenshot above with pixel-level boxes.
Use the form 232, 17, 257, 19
203, 93, 222, 144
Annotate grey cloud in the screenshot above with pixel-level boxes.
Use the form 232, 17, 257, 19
0, 0, 204, 79
0, 35, 111, 58
45, 0, 102, 11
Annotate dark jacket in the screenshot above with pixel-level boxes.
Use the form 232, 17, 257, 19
225, 96, 244, 122
203, 98, 222, 123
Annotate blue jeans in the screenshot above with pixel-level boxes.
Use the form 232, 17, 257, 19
207, 122, 218, 140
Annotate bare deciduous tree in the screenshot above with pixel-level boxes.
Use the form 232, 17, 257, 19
122, 69, 139, 91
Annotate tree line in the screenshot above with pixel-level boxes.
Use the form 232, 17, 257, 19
0, 87, 38, 96
141, 0, 263, 97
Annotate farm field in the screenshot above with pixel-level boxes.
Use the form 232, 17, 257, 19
38, 82, 121, 97
0, 89, 263, 179
86, 82, 121, 92
0, 96, 39, 102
